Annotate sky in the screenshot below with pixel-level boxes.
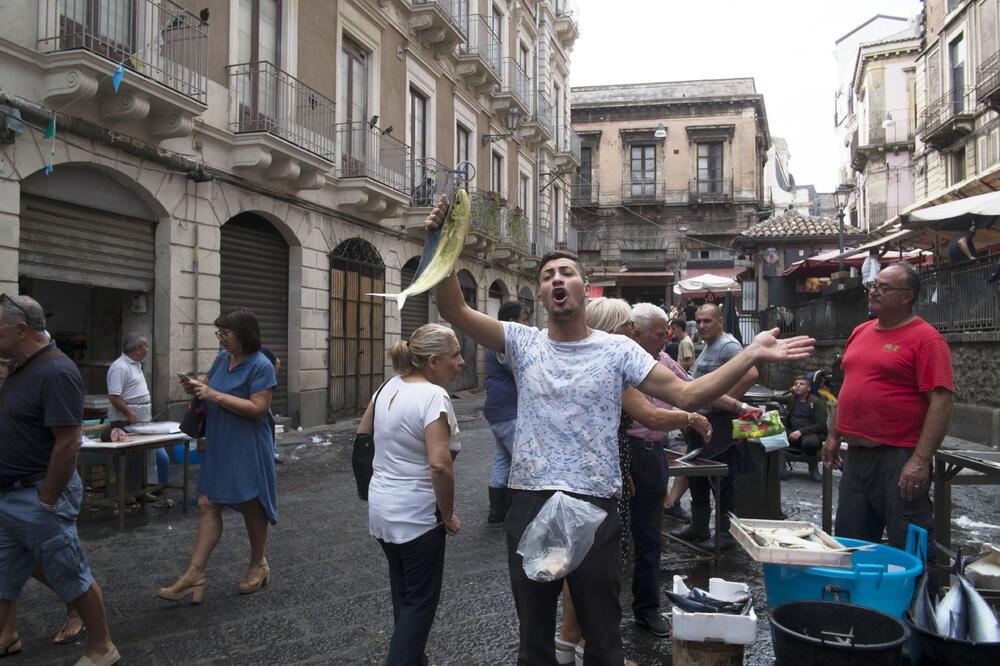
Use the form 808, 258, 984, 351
568, 0, 923, 192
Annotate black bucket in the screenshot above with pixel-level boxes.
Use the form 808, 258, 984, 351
905, 610, 1000, 665
770, 601, 908, 665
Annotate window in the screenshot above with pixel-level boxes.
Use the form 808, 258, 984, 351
236, 0, 280, 129
456, 123, 471, 188
553, 83, 562, 144
951, 146, 966, 184
519, 173, 531, 222
491, 151, 504, 194
491, 4, 503, 46
630, 144, 656, 198
578, 145, 593, 201
553, 185, 562, 238
410, 87, 430, 203
340, 37, 369, 169
697, 142, 723, 193
949, 35, 965, 113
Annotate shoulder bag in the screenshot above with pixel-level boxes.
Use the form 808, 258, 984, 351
352, 380, 390, 501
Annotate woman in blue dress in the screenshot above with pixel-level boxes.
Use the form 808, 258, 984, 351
158, 307, 277, 603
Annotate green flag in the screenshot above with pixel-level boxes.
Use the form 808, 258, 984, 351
43, 115, 56, 140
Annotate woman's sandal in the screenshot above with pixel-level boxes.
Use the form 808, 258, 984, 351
0, 637, 22, 658
555, 636, 577, 665
53, 613, 84, 645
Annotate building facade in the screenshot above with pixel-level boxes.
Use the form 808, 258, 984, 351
0, 0, 581, 426
568, 78, 771, 304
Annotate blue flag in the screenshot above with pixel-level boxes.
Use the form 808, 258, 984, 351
112, 63, 124, 92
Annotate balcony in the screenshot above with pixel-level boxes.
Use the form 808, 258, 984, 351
859, 109, 915, 152
408, 0, 467, 57
335, 122, 411, 218
553, 125, 581, 170
37, 0, 208, 139
553, 0, 580, 49
623, 180, 666, 204
570, 173, 599, 206
562, 224, 579, 254
865, 203, 906, 228
849, 129, 867, 172
456, 15, 502, 94
226, 61, 335, 189
688, 178, 733, 205
492, 58, 532, 117
520, 93, 553, 148
919, 89, 974, 150
976, 50, 1000, 111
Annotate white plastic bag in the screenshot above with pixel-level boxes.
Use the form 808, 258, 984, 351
759, 430, 790, 452
516, 492, 608, 582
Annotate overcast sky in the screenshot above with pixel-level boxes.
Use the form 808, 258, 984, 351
568, 0, 923, 191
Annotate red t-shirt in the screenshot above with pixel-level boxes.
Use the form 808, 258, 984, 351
837, 317, 953, 447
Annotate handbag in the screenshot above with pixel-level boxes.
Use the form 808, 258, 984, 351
179, 396, 206, 438
352, 381, 389, 501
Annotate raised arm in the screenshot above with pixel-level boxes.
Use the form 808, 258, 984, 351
427, 195, 505, 352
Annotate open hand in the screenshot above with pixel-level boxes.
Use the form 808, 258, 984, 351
821, 435, 843, 470
424, 193, 450, 232
751, 328, 816, 363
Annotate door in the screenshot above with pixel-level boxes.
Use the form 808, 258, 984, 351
399, 257, 429, 340
329, 239, 385, 417
236, 0, 280, 132
220, 213, 289, 415
451, 270, 478, 391
340, 37, 368, 175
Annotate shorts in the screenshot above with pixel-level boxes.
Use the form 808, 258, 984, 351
0, 472, 94, 603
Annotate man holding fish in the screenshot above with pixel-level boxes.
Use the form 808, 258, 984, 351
418, 194, 815, 665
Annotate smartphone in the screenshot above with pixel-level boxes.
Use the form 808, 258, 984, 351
177, 373, 194, 382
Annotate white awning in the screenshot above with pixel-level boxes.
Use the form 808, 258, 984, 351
829, 228, 919, 262
673, 272, 741, 295
907, 190, 1000, 224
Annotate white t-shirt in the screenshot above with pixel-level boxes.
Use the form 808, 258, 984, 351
368, 375, 460, 544
106, 354, 150, 422
503, 322, 658, 498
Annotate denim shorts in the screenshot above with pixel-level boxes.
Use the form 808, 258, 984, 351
0, 471, 94, 603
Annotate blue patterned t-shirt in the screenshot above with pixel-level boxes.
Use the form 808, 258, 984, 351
503, 322, 658, 498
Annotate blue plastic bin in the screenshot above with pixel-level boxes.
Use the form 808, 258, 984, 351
171, 441, 200, 465
762, 525, 926, 620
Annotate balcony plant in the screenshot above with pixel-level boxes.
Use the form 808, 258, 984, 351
484, 191, 503, 238
508, 208, 529, 249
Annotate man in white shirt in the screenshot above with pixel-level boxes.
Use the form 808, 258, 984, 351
425, 197, 814, 664
106, 333, 150, 424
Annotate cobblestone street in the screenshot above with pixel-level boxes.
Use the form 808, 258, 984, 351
10, 391, 998, 665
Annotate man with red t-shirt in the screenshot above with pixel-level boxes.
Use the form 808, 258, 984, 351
822, 263, 953, 549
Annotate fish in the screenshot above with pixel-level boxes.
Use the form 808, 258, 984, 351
911, 573, 941, 635
935, 584, 968, 639
369, 189, 471, 311
958, 574, 1000, 643
666, 588, 754, 615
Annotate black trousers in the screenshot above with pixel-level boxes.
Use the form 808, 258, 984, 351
506, 490, 623, 666
378, 525, 446, 666
689, 411, 739, 531
628, 441, 668, 621
790, 432, 822, 456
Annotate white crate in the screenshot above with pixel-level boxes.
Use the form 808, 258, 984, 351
670, 576, 757, 646
729, 518, 854, 568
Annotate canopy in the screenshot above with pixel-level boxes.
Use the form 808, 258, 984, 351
783, 249, 931, 278
903, 190, 1000, 230
673, 272, 741, 295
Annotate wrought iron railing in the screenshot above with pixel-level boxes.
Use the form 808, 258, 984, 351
407, 157, 452, 207
503, 207, 531, 253
915, 255, 1000, 333
556, 125, 582, 159
762, 290, 870, 341
458, 15, 501, 78
228, 61, 337, 161
500, 58, 531, 108
412, 0, 468, 39
863, 109, 915, 146
468, 187, 504, 239
532, 228, 555, 258
38, 0, 208, 104
336, 122, 410, 193
919, 88, 974, 136
689, 178, 733, 202
554, 0, 579, 28
866, 203, 907, 227
564, 224, 579, 254
977, 50, 1000, 102
530, 93, 555, 137
623, 180, 666, 203
570, 173, 599, 205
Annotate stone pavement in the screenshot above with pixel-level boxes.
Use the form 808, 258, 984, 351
10, 391, 999, 665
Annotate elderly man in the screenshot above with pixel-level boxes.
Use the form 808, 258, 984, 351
0, 294, 119, 665
106, 333, 151, 424
823, 263, 953, 549
671, 304, 759, 549
426, 191, 814, 665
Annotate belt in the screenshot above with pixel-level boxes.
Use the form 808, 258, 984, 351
0, 472, 47, 492
628, 436, 665, 451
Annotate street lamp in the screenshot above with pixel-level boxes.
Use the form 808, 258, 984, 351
482, 106, 523, 145
654, 122, 667, 139
834, 184, 852, 274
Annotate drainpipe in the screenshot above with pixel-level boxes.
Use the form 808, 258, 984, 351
192, 221, 200, 374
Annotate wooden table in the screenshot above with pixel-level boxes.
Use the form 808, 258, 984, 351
932, 449, 1000, 579
661, 450, 730, 564
81, 432, 193, 530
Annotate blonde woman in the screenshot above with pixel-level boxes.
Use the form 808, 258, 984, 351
356, 324, 463, 666
556, 298, 711, 665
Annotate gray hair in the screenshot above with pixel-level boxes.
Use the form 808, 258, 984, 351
0, 294, 46, 331
122, 332, 148, 353
631, 302, 669, 334
892, 261, 922, 302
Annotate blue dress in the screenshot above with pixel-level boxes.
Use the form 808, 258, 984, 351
198, 350, 278, 524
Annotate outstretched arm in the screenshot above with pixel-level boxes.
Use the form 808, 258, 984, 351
428, 195, 505, 352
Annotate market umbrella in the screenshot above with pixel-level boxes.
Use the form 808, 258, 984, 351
902, 190, 1000, 231
723, 291, 743, 346
672, 272, 741, 294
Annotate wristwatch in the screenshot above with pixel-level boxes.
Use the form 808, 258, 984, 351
686, 412, 696, 427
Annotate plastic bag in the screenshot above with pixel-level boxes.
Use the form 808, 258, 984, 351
516, 492, 607, 582
731, 410, 785, 440
759, 430, 790, 452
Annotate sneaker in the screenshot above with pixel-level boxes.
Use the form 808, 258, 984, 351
664, 502, 690, 522
808, 463, 823, 482
634, 613, 670, 638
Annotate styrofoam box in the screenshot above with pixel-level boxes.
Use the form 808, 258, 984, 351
670, 575, 757, 646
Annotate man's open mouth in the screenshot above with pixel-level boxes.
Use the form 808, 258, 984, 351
552, 287, 568, 305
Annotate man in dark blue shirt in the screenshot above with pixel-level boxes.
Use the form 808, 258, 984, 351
0, 294, 119, 665
484, 301, 529, 523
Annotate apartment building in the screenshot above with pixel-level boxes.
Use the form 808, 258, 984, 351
0, 0, 580, 426
568, 78, 771, 304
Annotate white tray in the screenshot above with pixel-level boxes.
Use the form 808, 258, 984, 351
729, 518, 854, 568
125, 421, 181, 435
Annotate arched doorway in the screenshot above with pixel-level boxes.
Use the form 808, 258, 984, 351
399, 256, 429, 340
487, 279, 509, 319
452, 269, 479, 391
330, 238, 385, 417
220, 213, 290, 415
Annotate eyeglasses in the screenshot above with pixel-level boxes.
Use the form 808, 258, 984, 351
0, 293, 31, 322
214, 329, 231, 340
867, 282, 913, 295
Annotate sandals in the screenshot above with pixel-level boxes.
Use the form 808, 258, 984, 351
555, 636, 577, 664
53, 614, 85, 645
0, 637, 22, 658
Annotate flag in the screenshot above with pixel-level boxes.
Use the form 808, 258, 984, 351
112, 63, 124, 92
43, 115, 56, 140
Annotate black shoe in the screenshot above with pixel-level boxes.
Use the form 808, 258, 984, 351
670, 524, 709, 542
717, 533, 738, 550
808, 462, 823, 482
487, 486, 510, 523
634, 614, 670, 638
664, 502, 690, 522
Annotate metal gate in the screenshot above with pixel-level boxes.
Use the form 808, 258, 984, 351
330, 238, 385, 417
399, 257, 429, 340
450, 270, 478, 391
220, 213, 289, 415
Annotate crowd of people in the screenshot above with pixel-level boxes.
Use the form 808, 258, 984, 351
0, 190, 957, 664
